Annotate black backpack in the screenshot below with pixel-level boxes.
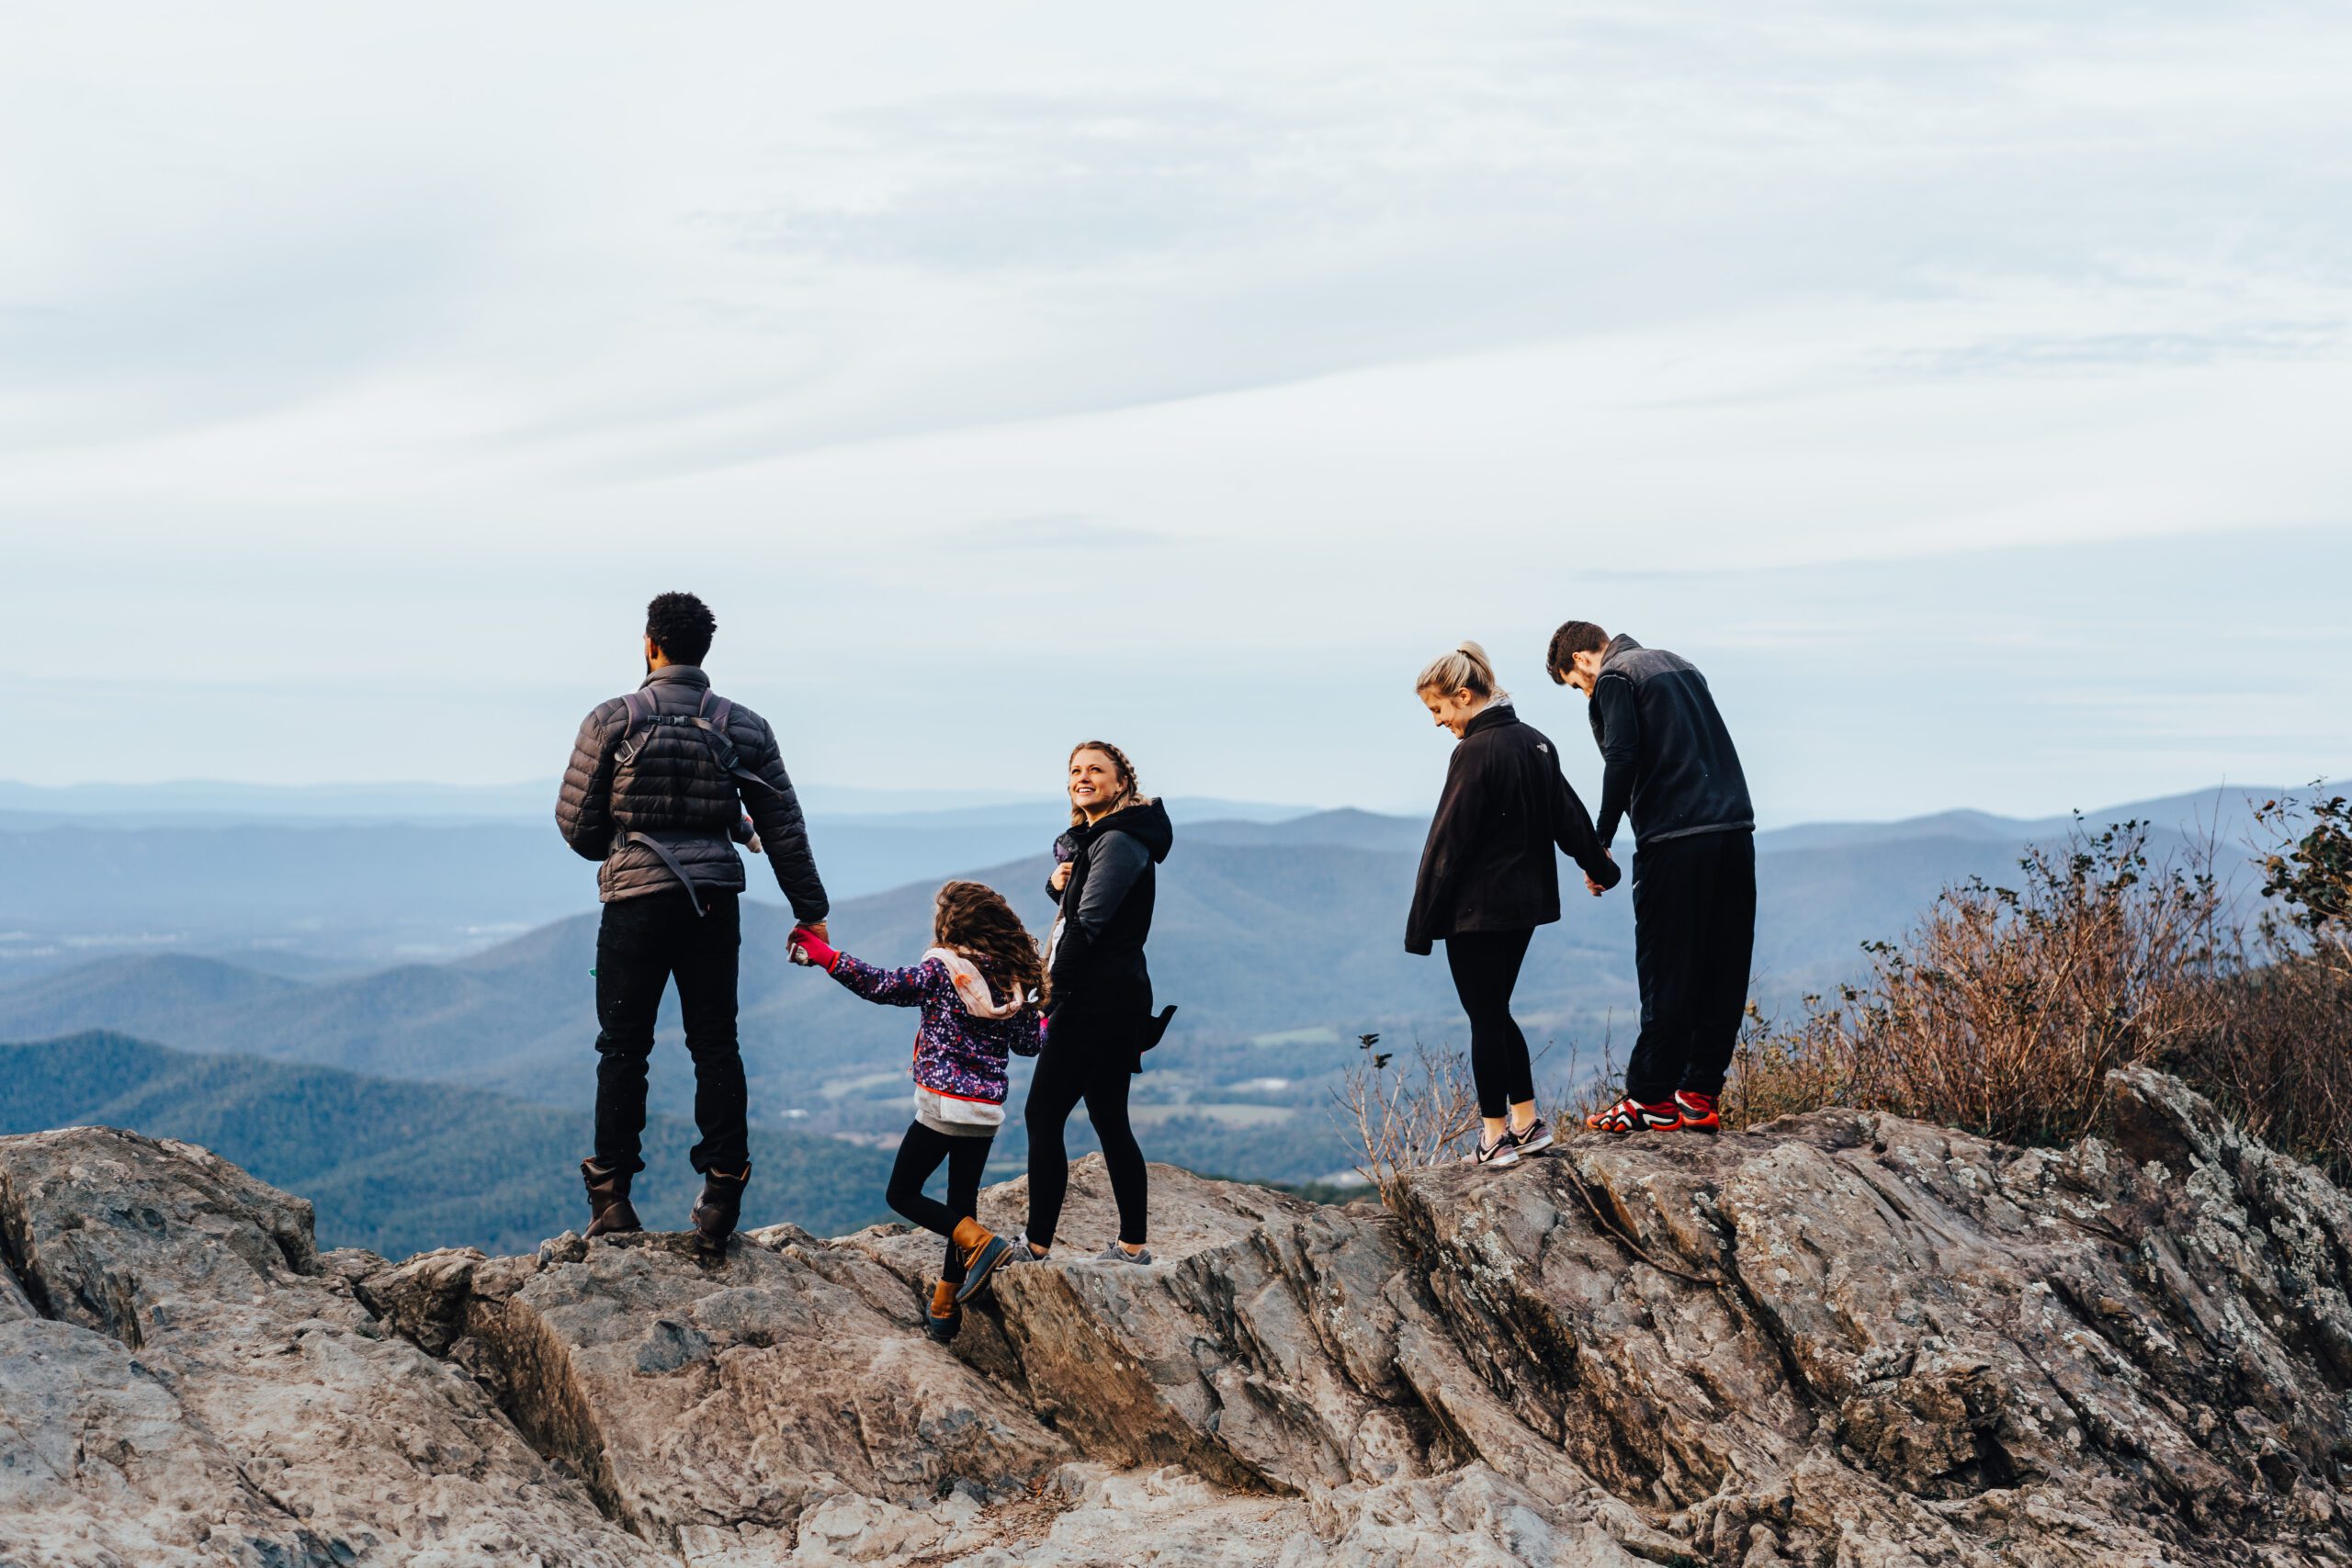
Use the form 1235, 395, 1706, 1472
610, 687, 782, 916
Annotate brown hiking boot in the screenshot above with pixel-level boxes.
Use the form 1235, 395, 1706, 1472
924, 1279, 961, 1344
581, 1159, 642, 1237
948, 1215, 1013, 1303
689, 1165, 751, 1255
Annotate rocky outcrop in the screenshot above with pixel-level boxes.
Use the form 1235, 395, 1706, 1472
0, 1127, 662, 1567
4, 1070, 2348, 1565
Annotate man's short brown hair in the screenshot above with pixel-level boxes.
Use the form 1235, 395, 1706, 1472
1546, 621, 1609, 682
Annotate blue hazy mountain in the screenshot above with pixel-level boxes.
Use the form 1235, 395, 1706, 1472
0, 789, 1311, 975
0, 784, 2283, 1191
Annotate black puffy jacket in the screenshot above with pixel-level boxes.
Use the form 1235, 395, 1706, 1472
1406, 704, 1617, 955
555, 665, 829, 919
1046, 797, 1174, 1026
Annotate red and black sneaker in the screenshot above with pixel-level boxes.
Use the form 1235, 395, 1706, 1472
1673, 1090, 1721, 1134
1585, 1097, 1682, 1134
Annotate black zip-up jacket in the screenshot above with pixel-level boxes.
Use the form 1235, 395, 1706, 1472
1046, 797, 1174, 1023
1406, 705, 1618, 955
1587, 635, 1753, 851
555, 665, 829, 919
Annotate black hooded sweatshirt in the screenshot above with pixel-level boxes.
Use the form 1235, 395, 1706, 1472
1407, 704, 1619, 955
1046, 797, 1175, 1024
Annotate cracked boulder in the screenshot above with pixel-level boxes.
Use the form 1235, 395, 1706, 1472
362, 1223, 1072, 1557
0, 1126, 662, 1567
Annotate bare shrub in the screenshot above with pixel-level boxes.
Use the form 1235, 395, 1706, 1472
1331, 1033, 1478, 1204
2187, 952, 2352, 1179
2193, 790, 2352, 1176
1729, 820, 2225, 1148
1729, 802, 2352, 1179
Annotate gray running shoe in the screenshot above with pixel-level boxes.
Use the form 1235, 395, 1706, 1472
1001, 1230, 1048, 1264
1460, 1134, 1521, 1168
1093, 1243, 1154, 1265
1504, 1116, 1555, 1156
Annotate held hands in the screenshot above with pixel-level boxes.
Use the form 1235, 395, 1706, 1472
788, 923, 839, 971
1584, 849, 1618, 897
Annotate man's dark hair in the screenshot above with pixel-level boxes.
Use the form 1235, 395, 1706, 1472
646, 592, 717, 666
1545, 620, 1609, 682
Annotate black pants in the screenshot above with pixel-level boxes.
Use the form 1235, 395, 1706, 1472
592, 889, 746, 1176
888, 1122, 993, 1284
1446, 928, 1536, 1120
1625, 830, 1758, 1104
1024, 1015, 1148, 1248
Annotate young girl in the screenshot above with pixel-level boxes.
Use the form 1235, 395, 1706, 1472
788, 882, 1046, 1341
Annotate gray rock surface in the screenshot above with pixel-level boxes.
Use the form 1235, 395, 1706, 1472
0, 1127, 662, 1567
5, 1070, 2349, 1565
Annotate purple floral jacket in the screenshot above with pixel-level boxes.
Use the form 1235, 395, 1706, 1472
828, 952, 1046, 1105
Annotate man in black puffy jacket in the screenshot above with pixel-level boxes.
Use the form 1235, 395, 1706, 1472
1547, 622, 1754, 1135
556, 592, 830, 1249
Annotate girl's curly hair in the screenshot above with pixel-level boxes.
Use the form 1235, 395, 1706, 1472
933, 881, 1047, 1009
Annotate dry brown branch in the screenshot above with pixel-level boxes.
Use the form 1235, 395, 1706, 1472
1330, 1035, 1479, 1206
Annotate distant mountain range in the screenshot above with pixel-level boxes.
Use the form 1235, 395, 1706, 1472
0, 784, 2287, 1198
0, 1032, 896, 1256
0, 787, 1312, 974
0, 776, 1307, 827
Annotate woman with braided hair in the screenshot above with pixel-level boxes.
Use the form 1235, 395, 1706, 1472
1009, 739, 1171, 1265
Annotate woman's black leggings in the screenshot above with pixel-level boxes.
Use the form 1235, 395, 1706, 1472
887, 1122, 993, 1283
1023, 1021, 1148, 1248
1446, 928, 1536, 1119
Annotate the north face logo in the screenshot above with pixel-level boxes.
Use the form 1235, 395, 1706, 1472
1536, 742, 1550, 753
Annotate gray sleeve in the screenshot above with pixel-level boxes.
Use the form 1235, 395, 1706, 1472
1072, 832, 1150, 937
555, 702, 620, 862
1593, 674, 1640, 849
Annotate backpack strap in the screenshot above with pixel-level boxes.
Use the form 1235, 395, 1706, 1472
614, 828, 707, 918
690, 691, 783, 801
616, 688, 660, 765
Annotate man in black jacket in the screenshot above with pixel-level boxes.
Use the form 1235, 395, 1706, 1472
556, 592, 830, 1248
1548, 622, 1754, 1134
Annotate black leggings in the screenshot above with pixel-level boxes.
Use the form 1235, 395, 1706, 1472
1023, 1020, 1148, 1248
1446, 928, 1535, 1120
887, 1122, 993, 1284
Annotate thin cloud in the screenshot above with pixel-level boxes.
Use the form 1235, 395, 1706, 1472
942, 515, 1165, 552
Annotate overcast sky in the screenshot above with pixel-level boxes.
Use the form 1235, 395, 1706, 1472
5, 3, 2347, 820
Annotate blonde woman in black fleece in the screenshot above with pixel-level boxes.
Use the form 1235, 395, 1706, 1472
1407, 642, 1620, 1167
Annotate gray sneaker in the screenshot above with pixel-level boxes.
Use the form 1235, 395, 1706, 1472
1503, 1116, 1555, 1156
1460, 1134, 1521, 1168
1092, 1242, 1154, 1265
1001, 1230, 1049, 1264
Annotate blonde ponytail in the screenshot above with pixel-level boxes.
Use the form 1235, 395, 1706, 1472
1415, 640, 1507, 704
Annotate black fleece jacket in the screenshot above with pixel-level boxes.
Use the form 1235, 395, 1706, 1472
1588, 635, 1753, 850
1407, 705, 1618, 955
1046, 797, 1174, 1021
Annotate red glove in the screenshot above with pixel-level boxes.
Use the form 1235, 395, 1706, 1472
789, 926, 841, 971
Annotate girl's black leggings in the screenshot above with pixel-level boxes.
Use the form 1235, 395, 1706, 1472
1023, 1019, 1148, 1248
887, 1122, 993, 1283
1446, 927, 1535, 1120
